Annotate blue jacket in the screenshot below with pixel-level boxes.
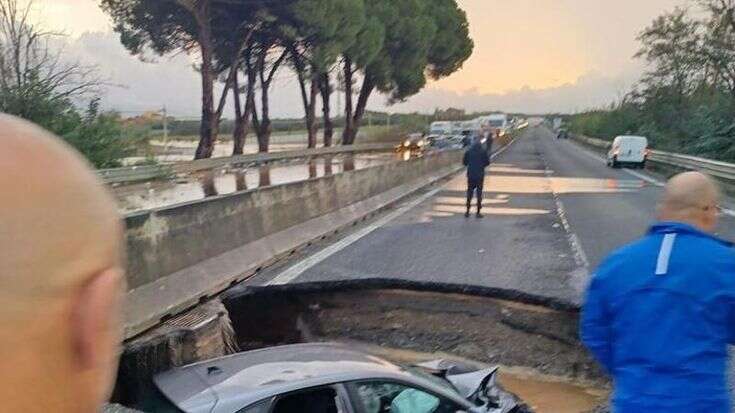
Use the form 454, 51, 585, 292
581, 222, 735, 412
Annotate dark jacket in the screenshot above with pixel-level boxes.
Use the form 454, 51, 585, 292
581, 222, 735, 412
463, 142, 490, 182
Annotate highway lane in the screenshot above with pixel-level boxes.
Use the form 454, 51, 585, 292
255, 127, 582, 303
252, 125, 735, 306
539, 127, 735, 269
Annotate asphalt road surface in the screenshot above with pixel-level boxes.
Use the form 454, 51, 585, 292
252, 126, 735, 306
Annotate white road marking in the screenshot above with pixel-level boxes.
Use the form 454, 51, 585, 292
267, 138, 518, 285
541, 159, 590, 270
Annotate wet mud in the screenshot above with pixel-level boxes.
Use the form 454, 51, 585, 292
222, 283, 610, 413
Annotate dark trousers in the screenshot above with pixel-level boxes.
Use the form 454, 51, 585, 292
466, 177, 484, 213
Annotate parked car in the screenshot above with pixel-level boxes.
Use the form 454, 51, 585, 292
149, 343, 529, 413
607, 135, 649, 169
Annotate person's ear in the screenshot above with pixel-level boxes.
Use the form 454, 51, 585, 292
69, 268, 125, 371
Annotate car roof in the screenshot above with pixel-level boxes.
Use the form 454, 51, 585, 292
154, 343, 448, 413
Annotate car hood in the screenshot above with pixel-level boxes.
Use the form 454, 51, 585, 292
415, 360, 524, 413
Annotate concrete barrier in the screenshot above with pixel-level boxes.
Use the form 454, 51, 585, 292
124, 149, 463, 338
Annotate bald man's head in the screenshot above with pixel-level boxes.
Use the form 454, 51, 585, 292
658, 172, 721, 232
0, 115, 125, 412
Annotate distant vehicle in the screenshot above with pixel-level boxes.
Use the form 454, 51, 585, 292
151, 343, 527, 413
459, 120, 482, 135
398, 133, 428, 152
556, 129, 569, 139
430, 121, 454, 137
607, 135, 649, 169
481, 114, 510, 137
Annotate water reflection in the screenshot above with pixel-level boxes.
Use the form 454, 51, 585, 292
115, 152, 402, 213
324, 155, 333, 176
259, 164, 271, 187
344, 155, 355, 172
235, 170, 248, 192
309, 159, 318, 179
415, 162, 647, 222
200, 174, 219, 198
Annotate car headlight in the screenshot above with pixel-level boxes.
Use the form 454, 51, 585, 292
403, 140, 411, 148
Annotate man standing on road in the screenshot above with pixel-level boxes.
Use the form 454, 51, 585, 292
463, 137, 490, 218
0, 115, 126, 413
581, 172, 735, 412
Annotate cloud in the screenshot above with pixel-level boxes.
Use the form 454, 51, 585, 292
387, 69, 644, 115
65, 32, 644, 119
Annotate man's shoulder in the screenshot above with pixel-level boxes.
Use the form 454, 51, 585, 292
595, 232, 735, 282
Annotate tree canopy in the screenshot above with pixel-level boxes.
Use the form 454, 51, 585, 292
101, 0, 473, 156
569, 1, 735, 162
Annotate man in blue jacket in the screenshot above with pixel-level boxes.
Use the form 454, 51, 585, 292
463, 137, 490, 218
581, 171, 735, 412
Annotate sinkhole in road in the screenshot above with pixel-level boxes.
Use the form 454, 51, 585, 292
221, 285, 610, 413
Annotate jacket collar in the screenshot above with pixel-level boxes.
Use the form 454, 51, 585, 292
649, 221, 733, 247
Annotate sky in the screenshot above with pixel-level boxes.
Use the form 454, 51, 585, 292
29, 0, 689, 117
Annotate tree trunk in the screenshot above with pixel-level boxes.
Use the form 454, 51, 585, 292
194, 2, 216, 159
320, 72, 334, 147
232, 71, 247, 155
346, 75, 375, 145
342, 58, 354, 145
307, 74, 319, 148
293, 47, 319, 149
253, 48, 286, 153
257, 81, 272, 153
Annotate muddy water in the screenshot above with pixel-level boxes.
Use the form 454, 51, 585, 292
355, 344, 608, 413
499, 368, 608, 413
115, 152, 401, 213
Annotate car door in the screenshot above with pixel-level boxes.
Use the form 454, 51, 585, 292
237, 384, 354, 413
345, 380, 469, 413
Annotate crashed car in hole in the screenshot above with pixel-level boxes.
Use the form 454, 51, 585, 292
147, 343, 531, 413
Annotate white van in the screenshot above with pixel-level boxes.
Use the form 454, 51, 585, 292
607, 135, 649, 169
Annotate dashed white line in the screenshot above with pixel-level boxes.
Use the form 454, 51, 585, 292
267, 138, 519, 285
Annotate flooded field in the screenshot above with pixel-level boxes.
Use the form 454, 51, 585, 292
115, 152, 406, 213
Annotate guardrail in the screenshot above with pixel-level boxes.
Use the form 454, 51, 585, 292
98, 143, 396, 185
572, 134, 735, 182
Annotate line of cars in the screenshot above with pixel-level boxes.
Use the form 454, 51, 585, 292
425, 114, 518, 149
